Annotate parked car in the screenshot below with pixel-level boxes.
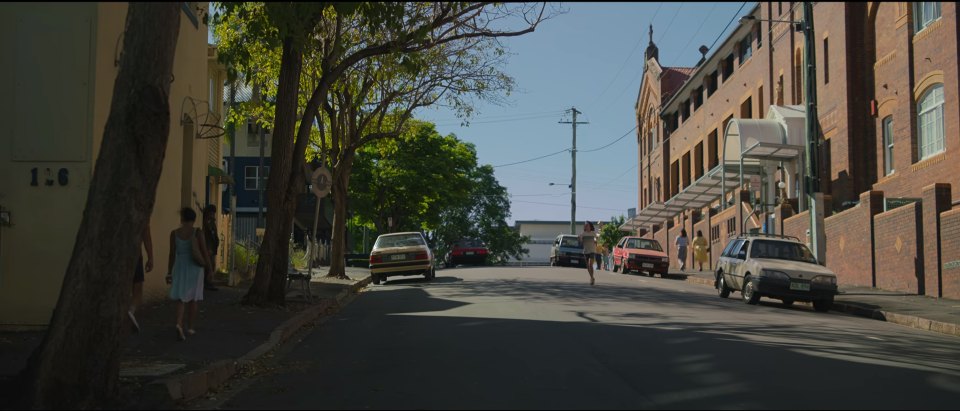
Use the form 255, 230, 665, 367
445, 239, 489, 267
715, 233, 838, 312
612, 236, 669, 277
369, 232, 436, 285
549, 234, 586, 267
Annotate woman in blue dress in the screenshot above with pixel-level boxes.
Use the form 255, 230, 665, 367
166, 208, 211, 341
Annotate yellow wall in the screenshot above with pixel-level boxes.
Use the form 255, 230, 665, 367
0, 3, 222, 326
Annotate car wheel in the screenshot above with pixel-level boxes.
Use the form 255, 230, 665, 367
781, 299, 794, 306
717, 274, 730, 298
813, 298, 832, 312
424, 269, 434, 281
373, 275, 381, 285
742, 276, 760, 305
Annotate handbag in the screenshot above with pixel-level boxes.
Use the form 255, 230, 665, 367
191, 228, 207, 267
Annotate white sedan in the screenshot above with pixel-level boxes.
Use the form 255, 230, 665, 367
369, 232, 436, 285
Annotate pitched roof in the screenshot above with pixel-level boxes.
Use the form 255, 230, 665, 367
660, 66, 695, 102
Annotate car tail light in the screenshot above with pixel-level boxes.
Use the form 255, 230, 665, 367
479, 249, 488, 254
370, 254, 383, 264
452, 250, 462, 256
414, 252, 428, 260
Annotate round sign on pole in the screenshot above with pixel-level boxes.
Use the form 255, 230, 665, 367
311, 166, 332, 198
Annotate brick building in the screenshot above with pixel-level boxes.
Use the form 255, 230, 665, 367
625, 2, 960, 299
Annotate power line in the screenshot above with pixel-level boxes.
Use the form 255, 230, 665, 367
708, 2, 748, 52
589, 2, 663, 107
655, 2, 684, 44
433, 111, 566, 127
493, 147, 571, 168
670, 2, 717, 67
511, 200, 625, 212
579, 125, 639, 153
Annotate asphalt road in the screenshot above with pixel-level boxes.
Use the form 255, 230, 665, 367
216, 266, 960, 410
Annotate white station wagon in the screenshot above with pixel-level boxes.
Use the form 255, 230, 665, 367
715, 234, 838, 312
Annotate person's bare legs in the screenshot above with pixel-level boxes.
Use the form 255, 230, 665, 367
587, 257, 595, 285
175, 301, 186, 340
187, 301, 198, 334
129, 282, 143, 332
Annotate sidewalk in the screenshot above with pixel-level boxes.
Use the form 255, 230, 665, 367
663, 269, 960, 337
0, 266, 371, 408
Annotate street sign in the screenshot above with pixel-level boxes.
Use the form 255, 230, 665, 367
311, 166, 332, 198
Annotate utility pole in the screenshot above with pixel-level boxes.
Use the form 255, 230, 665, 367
802, 2, 826, 265
559, 107, 588, 235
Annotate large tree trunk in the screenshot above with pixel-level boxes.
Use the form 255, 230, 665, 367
243, 35, 303, 306
18, 4, 181, 408
327, 152, 356, 279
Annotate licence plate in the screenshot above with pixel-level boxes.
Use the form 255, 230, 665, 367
642, 263, 654, 268
390, 254, 406, 261
789, 282, 810, 291
570, 259, 579, 264
466, 251, 475, 255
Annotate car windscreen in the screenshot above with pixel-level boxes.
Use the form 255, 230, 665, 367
456, 239, 483, 248
749, 240, 817, 264
375, 234, 426, 249
560, 237, 581, 248
625, 238, 662, 251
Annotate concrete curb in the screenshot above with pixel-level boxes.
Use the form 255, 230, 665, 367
674, 274, 960, 338
153, 275, 372, 406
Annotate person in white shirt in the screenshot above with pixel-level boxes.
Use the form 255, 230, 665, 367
675, 229, 689, 271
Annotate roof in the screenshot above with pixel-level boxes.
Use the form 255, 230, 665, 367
660, 67, 695, 102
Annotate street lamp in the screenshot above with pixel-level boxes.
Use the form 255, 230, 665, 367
739, 3, 825, 264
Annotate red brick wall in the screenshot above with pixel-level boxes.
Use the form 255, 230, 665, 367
940, 208, 960, 299
873, 203, 923, 294
783, 210, 809, 242
822, 191, 883, 287
653, 225, 669, 265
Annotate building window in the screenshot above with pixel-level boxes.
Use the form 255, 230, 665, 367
245, 166, 270, 190
777, 2, 782, 16
693, 87, 704, 110
823, 37, 829, 84
913, 2, 941, 34
882, 116, 894, 175
738, 33, 753, 65
680, 100, 690, 122
706, 71, 719, 96
756, 23, 762, 49
722, 54, 735, 79
916, 84, 945, 161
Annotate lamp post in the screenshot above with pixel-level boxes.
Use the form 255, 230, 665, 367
740, 2, 825, 264
549, 182, 575, 234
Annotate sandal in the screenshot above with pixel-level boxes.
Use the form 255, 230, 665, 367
176, 325, 186, 341
187, 329, 196, 336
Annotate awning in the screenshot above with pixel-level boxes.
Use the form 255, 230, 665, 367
208, 165, 235, 185
620, 202, 687, 230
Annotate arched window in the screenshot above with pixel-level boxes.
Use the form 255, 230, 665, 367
916, 84, 944, 160
882, 116, 894, 175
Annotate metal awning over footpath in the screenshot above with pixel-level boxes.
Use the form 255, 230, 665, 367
620, 105, 807, 232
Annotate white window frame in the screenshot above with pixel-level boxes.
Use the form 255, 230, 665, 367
913, 2, 942, 34
916, 84, 945, 161
244, 166, 270, 190
882, 116, 894, 175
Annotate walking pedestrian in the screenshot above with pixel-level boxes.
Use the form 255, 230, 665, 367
202, 205, 220, 291
128, 223, 154, 333
675, 229, 689, 271
693, 230, 709, 271
167, 207, 210, 341
579, 222, 598, 285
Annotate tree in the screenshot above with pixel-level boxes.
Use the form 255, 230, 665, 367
348, 121, 476, 234
214, 3, 553, 304
17, 4, 182, 408
433, 165, 529, 263
599, 215, 628, 251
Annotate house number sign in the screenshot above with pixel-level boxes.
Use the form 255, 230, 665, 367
30, 167, 70, 187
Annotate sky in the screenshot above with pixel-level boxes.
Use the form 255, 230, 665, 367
415, 2, 754, 225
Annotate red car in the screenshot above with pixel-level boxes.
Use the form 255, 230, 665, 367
613, 236, 669, 277
444, 239, 489, 267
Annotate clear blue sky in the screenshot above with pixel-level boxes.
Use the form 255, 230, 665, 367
416, 2, 754, 225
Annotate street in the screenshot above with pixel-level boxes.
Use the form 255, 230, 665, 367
215, 266, 960, 410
